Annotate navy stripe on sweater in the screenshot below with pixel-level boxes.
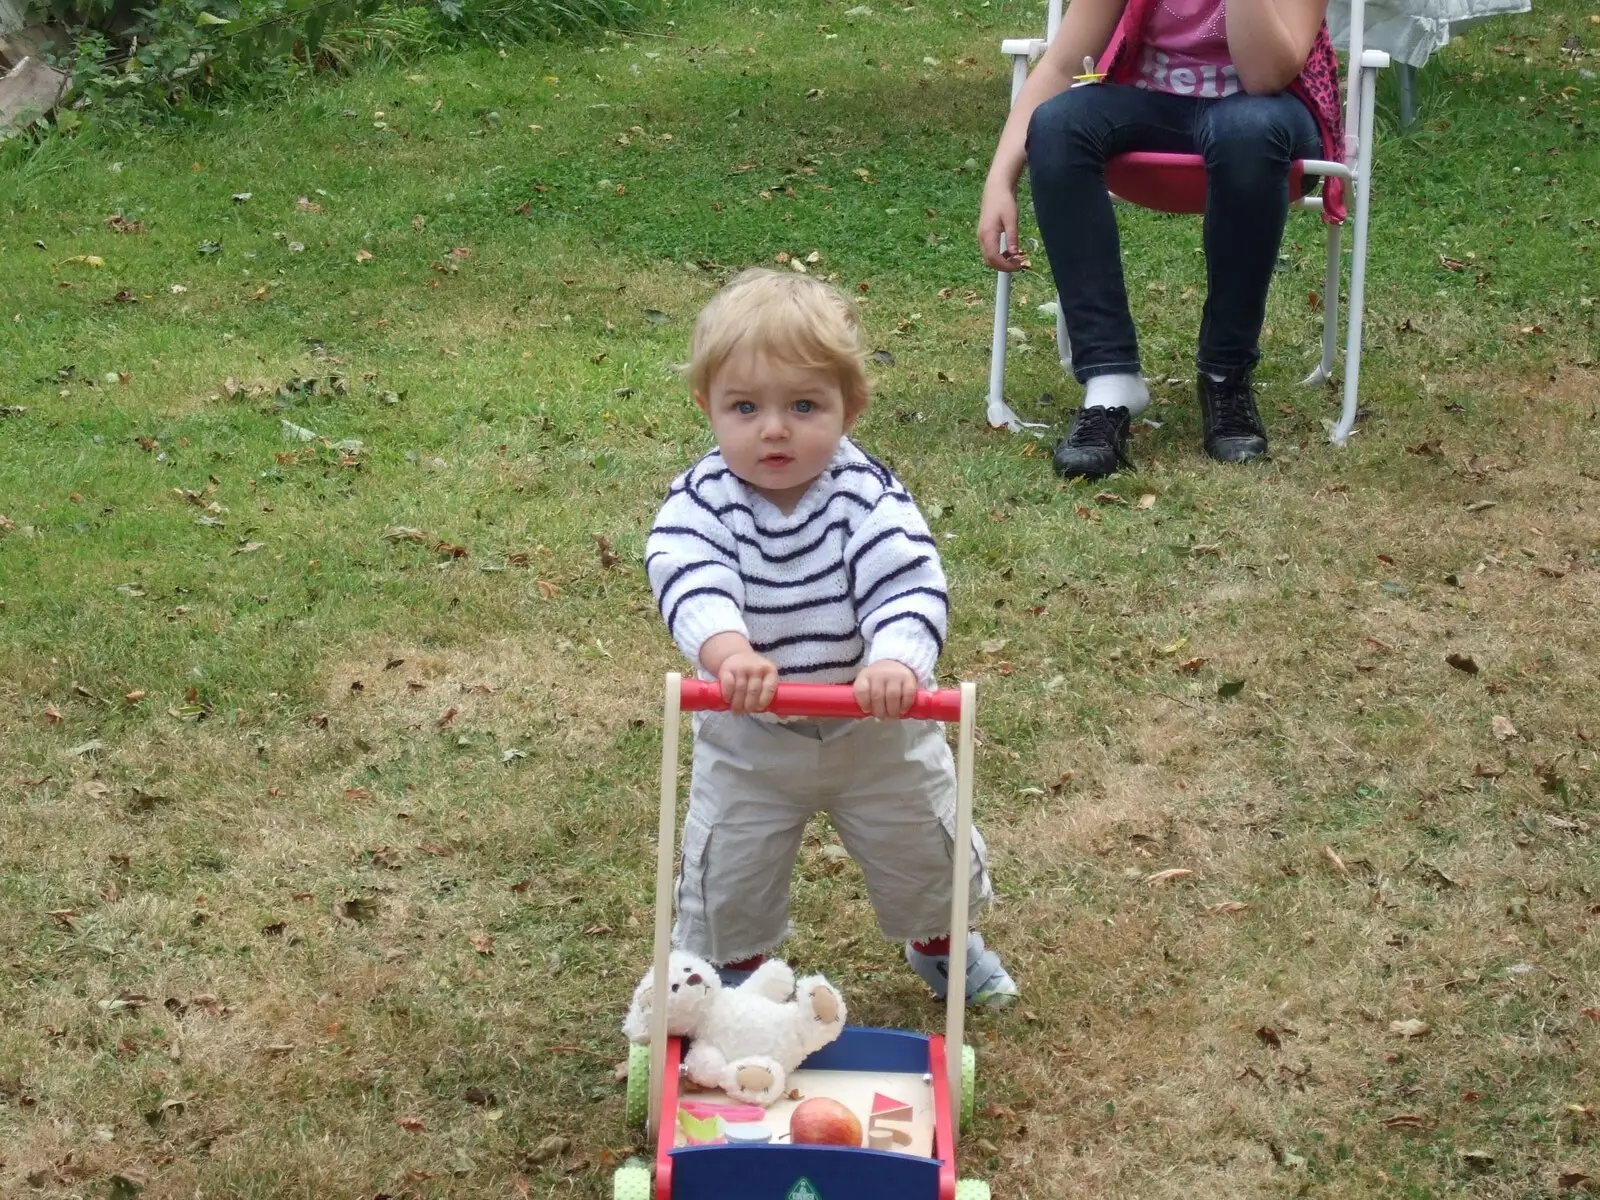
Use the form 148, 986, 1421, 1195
665, 585, 740, 631
870, 609, 946, 652
750, 628, 861, 654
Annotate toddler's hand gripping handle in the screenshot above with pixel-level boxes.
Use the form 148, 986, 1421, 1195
678, 678, 962, 723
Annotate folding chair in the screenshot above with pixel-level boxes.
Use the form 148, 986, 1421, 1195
987, 0, 1389, 445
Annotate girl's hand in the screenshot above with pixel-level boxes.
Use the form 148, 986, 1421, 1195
854, 660, 919, 720
978, 177, 1028, 273
717, 651, 779, 714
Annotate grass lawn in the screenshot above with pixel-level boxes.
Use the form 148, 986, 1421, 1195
2, 0, 1598, 1195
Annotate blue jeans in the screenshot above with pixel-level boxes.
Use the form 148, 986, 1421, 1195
1025, 83, 1320, 381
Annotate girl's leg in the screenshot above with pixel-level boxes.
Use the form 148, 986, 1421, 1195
1194, 92, 1322, 378
1026, 84, 1197, 478
1190, 92, 1321, 461
1025, 84, 1197, 385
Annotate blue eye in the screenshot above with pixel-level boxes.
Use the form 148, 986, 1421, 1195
736, 401, 756, 415
793, 400, 814, 413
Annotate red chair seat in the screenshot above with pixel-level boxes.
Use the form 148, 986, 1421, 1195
1105, 151, 1308, 215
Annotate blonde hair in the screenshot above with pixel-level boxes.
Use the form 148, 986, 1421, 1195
687, 268, 870, 414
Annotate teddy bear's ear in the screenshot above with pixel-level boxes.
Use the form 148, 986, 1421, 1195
621, 981, 653, 1043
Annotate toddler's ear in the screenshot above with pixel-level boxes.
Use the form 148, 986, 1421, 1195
692, 390, 712, 417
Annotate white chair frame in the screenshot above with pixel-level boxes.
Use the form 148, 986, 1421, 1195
987, 0, 1388, 445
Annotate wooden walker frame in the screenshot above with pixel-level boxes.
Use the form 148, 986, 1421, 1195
626, 673, 987, 1200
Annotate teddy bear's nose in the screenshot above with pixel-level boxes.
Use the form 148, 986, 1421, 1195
685, 973, 703, 986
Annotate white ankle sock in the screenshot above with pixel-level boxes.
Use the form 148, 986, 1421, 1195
1083, 373, 1150, 416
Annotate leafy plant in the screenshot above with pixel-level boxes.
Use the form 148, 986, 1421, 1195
21, 0, 643, 120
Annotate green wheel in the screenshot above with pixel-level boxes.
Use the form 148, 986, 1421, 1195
955, 1179, 992, 1200
624, 1043, 651, 1129
960, 1043, 976, 1130
613, 1161, 652, 1200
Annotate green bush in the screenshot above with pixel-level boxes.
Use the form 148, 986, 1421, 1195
24, 0, 645, 121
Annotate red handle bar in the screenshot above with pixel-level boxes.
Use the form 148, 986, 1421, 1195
679, 678, 963, 723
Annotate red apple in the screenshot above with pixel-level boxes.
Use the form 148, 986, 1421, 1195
789, 1097, 863, 1147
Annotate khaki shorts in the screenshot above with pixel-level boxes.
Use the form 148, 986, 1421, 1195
674, 711, 993, 965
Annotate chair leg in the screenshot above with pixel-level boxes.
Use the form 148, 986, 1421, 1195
1302, 223, 1342, 387
1330, 68, 1380, 446
986, 263, 1020, 429
985, 51, 1052, 433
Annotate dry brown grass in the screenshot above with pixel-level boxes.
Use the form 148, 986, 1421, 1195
4, 0, 1599, 1193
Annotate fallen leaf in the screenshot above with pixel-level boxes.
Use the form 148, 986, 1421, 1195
1557, 1172, 1593, 1191
464, 1086, 497, 1106
1465, 500, 1498, 513
296, 196, 323, 213
980, 637, 1009, 656
44, 704, 63, 724
1382, 1113, 1435, 1131
523, 1135, 570, 1164
1207, 901, 1251, 916
1157, 636, 1188, 656
1217, 679, 1245, 698
595, 534, 622, 570
1256, 1025, 1283, 1049
438, 706, 458, 727
417, 842, 454, 857
1390, 1018, 1431, 1039
355, 249, 374, 263
1136, 493, 1157, 510
1492, 715, 1520, 742
397, 1116, 426, 1133
1093, 491, 1127, 505
1143, 868, 1194, 886
1178, 656, 1208, 673
337, 896, 380, 922
468, 933, 495, 955
1323, 845, 1350, 876
1446, 652, 1480, 674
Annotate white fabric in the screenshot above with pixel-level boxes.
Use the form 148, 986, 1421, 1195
646, 439, 947, 684
1084, 373, 1151, 415
1326, 0, 1530, 67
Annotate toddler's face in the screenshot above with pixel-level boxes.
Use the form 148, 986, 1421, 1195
697, 348, 856, 512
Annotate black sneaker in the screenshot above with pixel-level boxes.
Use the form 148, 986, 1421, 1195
1197, 370, 1268, 462
1052, 404, 1133, 480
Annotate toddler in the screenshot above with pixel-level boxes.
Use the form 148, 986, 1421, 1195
645, 268, 1017, 1007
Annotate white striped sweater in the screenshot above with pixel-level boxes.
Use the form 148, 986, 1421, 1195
646, 439, 948, 684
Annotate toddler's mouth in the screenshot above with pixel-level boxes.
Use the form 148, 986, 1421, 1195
760, 454, 794, 467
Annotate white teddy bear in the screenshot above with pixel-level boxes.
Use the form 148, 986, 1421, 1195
623, 951, 847, 1107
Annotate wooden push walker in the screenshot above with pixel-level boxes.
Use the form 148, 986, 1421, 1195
614, 674, 991, 1200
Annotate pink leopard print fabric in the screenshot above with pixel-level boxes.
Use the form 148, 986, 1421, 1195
1096, 0, 1347, 223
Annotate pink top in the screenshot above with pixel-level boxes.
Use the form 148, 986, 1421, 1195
1134, 0, 1240, 98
